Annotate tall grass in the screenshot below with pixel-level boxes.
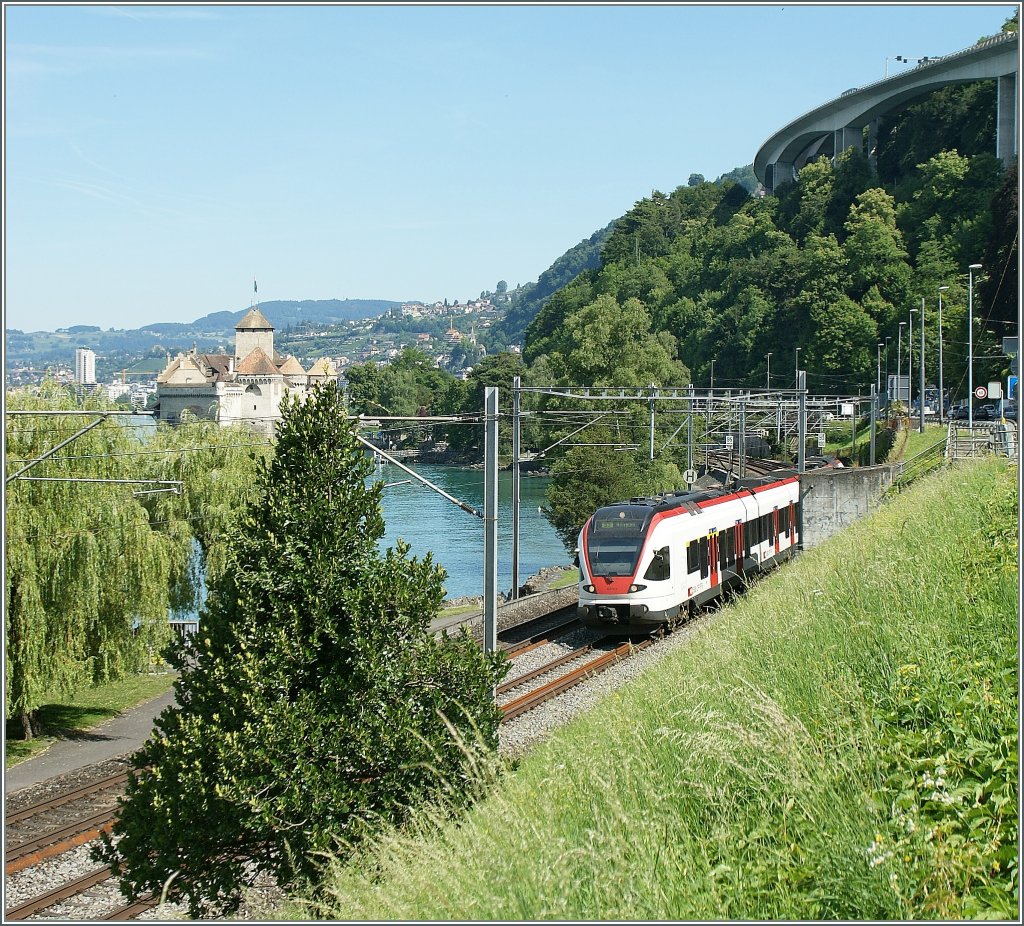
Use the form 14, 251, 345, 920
289, 458, 1018, 921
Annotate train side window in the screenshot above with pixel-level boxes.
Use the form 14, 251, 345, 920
699, 537, 709, 579
644, 546, 670, 581
781, 506, 790, 538
686, 541, 699, 574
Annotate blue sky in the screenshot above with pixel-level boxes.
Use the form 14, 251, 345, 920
4, 1, 1016, 333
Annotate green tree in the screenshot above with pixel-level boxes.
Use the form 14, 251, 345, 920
546, 294, 689, 388
544, 435, 683, 551
843, 187, 913, 310
96, 383, 506, 916
343, 361, 385, 415
4, 387, 223, 738
810, 295, 878, 385
790, 157, 835, 243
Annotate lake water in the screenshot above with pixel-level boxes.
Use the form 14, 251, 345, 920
374, 464, 570, 600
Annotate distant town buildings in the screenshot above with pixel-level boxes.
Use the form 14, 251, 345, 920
75, 348, 96, 385
155, 306, 340, 436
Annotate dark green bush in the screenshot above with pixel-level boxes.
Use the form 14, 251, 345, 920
96, 382, 507, 916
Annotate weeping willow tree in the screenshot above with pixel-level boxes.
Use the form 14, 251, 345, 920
137, 415, 271, 601
4, 384, 263, 739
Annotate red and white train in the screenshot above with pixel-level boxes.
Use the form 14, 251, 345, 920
576, 472, 801, 633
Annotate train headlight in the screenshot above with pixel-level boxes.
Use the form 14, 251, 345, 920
629, 584, 647, 593
585, 584, 596, 593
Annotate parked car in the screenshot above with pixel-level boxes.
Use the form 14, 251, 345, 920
974, 403, 998, 421
1002, 401, 1017, 421
949, 404, 970, 420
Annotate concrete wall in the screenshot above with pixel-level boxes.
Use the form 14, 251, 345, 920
799, 464, 895, 549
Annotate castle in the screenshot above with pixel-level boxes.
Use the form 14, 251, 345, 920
155, 307, 338, 436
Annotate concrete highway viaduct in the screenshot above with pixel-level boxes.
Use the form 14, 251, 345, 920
754, 30, 1018, 194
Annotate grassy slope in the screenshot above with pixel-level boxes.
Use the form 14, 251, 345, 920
292, 458, 1018, 921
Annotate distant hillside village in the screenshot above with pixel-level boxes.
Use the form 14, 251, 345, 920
10, 295, 515, 433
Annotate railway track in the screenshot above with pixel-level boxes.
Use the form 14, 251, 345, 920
3, 604, 635, 920
499, 634, 656, 721
3, 764, 163, 921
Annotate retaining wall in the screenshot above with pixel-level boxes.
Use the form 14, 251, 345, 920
799, 464, 896, 549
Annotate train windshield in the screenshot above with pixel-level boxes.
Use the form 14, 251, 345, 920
586, 505, 651, 577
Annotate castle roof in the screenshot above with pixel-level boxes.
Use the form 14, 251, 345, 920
199, 353, 233, 376
235, 307, 274, 331
235, 346, 280, 376
278, 354, 306, 375
156, 355, 187, 384
307, 357, 338, 376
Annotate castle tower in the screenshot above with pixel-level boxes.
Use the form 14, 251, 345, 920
234, 307, 274, 364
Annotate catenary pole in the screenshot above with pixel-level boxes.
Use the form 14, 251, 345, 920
739, 395, 747, 478
483, 387, 499, 655
797, 371, 807, 473
511, 376, 521, 600
648, 385, 657, 461
687, 384, 694, 473
870, 385, 877, 465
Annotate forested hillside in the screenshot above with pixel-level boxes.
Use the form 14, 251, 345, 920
485, 222, 615, 351
346, 68, 1017, 479
523, 77, 1016, 399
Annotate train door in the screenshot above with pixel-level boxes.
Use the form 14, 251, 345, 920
709, 531, 719, 589
773, 508, 780, 555
789, 501, 797, 546
735, 521, 745, 574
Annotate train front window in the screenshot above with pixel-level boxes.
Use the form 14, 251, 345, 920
644, 546, 670, 581
586, 505, 651, 577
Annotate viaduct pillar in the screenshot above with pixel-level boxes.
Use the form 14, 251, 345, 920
767, 160, 794, 193
996, 73, 1018, 167
833, 124, 861, 158
867, 119, 880, 170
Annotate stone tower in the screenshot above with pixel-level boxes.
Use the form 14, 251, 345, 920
234, 307, 274, 364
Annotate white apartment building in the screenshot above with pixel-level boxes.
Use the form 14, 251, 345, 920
75, 348, 97, 384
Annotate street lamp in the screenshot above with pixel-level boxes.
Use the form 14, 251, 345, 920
884, 335, 892, 415
794, 346, 801, 389
909, 306, 918, 416
918, 297, 926, 432
884, 336, 892, 415
766, 352, 772, 389
877, 343, 883, 394
898, 322, 907, 412
937, 285, 949, 423
968, 263, 982, 430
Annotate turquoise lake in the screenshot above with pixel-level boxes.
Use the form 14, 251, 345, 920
374, 463, 570, 600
